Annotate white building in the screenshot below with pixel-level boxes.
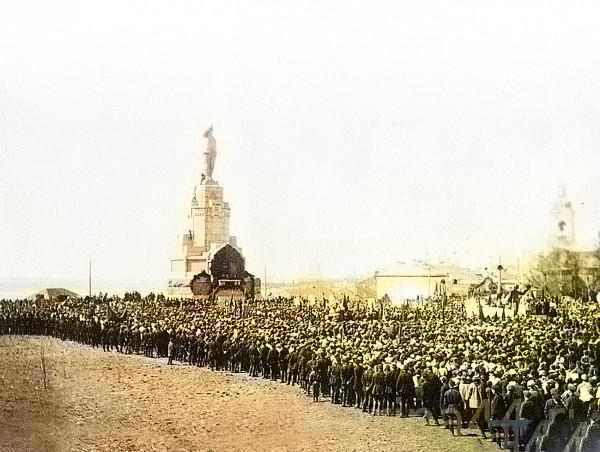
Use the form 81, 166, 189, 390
375, 261, 449, 303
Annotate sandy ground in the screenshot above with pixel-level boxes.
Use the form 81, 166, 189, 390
0, 336, 497, 452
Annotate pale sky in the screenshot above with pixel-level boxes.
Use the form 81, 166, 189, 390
1, 1, 600, 295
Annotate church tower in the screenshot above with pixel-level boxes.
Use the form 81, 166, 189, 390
553, 186, 575, 248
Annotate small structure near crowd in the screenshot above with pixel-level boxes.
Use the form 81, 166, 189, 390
374, 260, 481, 304
28, 288, 80, 302
375, 261, 450, 304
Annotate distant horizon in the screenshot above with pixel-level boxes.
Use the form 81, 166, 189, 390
0, 246, 586, 300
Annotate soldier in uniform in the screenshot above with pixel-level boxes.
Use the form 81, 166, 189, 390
269, 345, 280, 381
249, 341, 260, 377
167, 337, 174, 365
384, 364, 398, 416
353, 361, 364, 409
443, 380, 464, 436
286, 347, 297, 384
362, 364, 374, 414
309, 365, 321, 402
397, 366, 415, 418
329, 358, 342, 404
341, 358, 354, 407
422, 371, 441, 425
279, 345, 289, 383
372, 364, 385, 416
260, 342, 270, 379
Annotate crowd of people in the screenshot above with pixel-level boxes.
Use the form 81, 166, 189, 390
2, 291, 600, 452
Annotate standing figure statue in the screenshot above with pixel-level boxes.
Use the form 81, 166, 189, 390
203, 126, 217, 183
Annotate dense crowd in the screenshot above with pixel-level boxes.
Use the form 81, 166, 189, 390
2, 292, 600, 452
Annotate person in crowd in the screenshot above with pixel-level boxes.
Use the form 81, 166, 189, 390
309, 367, 320, 403
544, 387, 565, 421
396, 365, 415, 418
167, 337, 174, 365
6, 290, 600, 448
442, 380, 463, 436
422, 370, 441, 425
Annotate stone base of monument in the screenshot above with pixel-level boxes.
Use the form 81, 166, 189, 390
165, 286, 193, 299
214, 288, 246, 302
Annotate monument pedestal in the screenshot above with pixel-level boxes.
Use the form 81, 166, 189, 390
169, 181, 239, 296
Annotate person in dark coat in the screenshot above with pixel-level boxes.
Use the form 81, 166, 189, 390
167, 337, 174, 365
544, 388, 564, 421
490, 383, 507, 444
353, 362, 364, 409
330, 360, 342, 404
396, 368, 415, 418
422, 371, 441, 425
309, 367, 321, 402
372, 364, 385, 416
518, 390, 542, 447
384, 364, 397, 416
341, 360, 354, 407
439, 375, 451, 425
442, 380, 464, 436
362, 365, 374, 414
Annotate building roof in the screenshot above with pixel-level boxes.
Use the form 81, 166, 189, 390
207, 242, 243, 260
375, 260, 486, 283
375, 261, 450, 278
28, 288, 80, 300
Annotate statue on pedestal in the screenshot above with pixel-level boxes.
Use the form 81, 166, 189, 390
203, 126, 217, 183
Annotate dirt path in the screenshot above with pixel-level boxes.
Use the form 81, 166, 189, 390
0, 336, 496, 452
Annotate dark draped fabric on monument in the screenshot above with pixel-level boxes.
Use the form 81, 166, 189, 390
210, 244, 245, 281
190, 271, 212, 296
190, 244, 256, 299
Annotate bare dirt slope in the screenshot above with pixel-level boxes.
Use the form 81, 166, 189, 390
0, 336, 495, 452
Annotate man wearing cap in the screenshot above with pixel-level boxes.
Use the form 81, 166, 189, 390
467, 375, 489, 437
422, 371, 441, 425
279, 345, 289, 383
362, 364, 374, 414
341, 359, 354, 407
353, 362, 364, 409
518, 390, 542, 447
544, 388, 565, 421
578, 374, 594, 408
329, 359, 342, 405
571, 389, 588, 424
442, 380, 464, 436
397, 366, 415, 418
384, 364, 398, 416
167, 337, 174, 365
372, 364, 385, 416
309, 366, 320, 403
439, 375, 451, 425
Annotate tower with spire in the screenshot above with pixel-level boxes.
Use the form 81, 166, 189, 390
553, 185, 576, 249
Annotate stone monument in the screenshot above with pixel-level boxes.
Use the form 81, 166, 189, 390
168, 128, 242, 297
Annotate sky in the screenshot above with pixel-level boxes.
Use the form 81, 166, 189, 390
1, 1, 600, 295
